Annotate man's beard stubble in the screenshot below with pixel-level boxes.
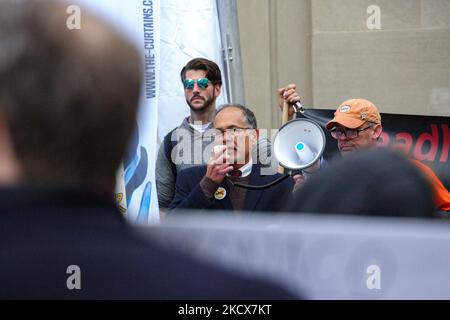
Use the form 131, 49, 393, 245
186, 93, 216, 113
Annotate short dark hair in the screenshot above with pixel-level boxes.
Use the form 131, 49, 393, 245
0, 1, 142, 189
180, 58, 222, 86
216, 104, 258, 129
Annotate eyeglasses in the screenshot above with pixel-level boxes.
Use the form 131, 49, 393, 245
214, 127, 252, 138
183, 78, 210, 90
330, 125, 373, 139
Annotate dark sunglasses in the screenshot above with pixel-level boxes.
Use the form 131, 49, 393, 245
183, 78, 210, 90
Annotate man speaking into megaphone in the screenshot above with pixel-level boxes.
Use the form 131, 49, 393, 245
169, 104, 295, 212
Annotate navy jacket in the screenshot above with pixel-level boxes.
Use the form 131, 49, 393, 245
0, 186, 296, 299
170, 164, 294, 212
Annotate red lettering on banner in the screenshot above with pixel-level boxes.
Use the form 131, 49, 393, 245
377, 132, 390, 147
413, 124, 439, 161
393, 132, 413, 155
440, 124, 449, 162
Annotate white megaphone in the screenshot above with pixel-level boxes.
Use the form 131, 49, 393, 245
273, 118, 326, 171
231, 118, 326, 190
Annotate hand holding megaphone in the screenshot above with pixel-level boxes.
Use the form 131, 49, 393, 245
277, 83, 302, 119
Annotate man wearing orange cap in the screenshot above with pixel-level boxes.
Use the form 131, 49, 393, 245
325, 98, 383, 156
278, 84, 450, 212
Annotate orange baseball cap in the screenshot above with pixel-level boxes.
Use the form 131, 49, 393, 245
326, 98, 382, 130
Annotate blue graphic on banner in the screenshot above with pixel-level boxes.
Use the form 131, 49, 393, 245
123, 126, 151, 223
136, 182, 152, 224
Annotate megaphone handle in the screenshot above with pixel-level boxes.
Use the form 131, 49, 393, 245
278, 100, 290, 174
277, 165, 285, 174
290, 169, 303, 176
282, 100, 289, 124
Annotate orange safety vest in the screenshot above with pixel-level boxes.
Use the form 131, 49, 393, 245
411, 159, 450, 212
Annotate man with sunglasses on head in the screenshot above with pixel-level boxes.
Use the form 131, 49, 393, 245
156, 58, 270, 212
278, 85, 450, 212
169, 104, 294, 212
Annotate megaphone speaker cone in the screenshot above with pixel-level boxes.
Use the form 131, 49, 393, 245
273, 118, 326, 171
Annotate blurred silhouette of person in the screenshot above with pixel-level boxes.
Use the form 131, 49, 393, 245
287, 148, 436, 218
0, 0, 296, 299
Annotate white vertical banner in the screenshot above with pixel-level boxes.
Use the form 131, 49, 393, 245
158, 0, 228, 141
71, 0, 160, 223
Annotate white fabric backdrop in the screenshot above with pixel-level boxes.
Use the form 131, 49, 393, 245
71, 0, 160, 223
158, 0, 228, 141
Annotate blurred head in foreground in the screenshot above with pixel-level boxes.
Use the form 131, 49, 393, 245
0, 0, 141, 192
287, 148, 436, 218
0, 1, 300, 300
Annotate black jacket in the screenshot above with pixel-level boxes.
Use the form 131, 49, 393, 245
170, 164, 294, 212
0, 185, 296, 299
